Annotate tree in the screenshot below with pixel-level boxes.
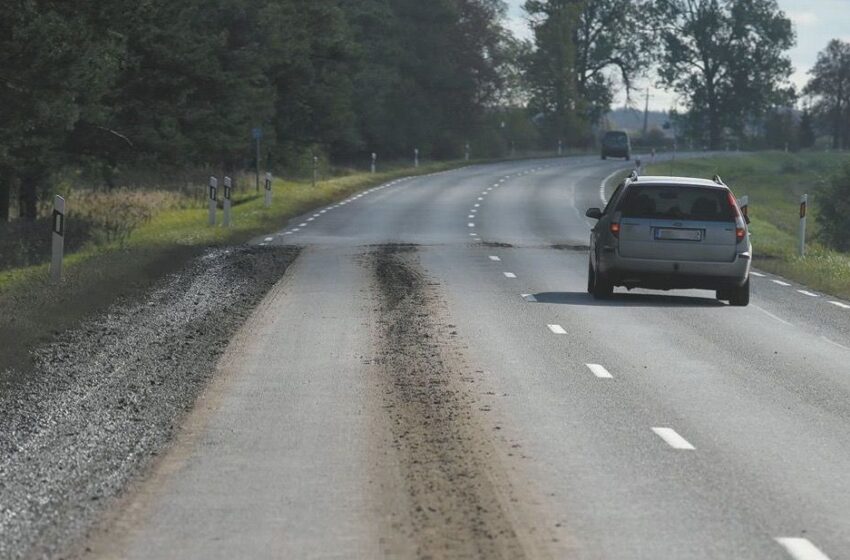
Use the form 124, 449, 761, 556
652, 0, 795, 149
524, 0, 585, 145
574, 0, 653, 125
798, 108, 816, 149
0, 0, 121, 219
804, 40, 850, 150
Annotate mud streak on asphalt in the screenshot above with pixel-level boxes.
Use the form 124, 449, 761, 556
371, 245, 527, 559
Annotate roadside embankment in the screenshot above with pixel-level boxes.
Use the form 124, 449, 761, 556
0, 245, 298, 560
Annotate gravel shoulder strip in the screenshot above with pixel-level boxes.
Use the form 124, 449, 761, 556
370, 245, 530, 559
0, 245, 299, 560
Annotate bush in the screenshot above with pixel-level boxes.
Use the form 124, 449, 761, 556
817, 160, 850, 251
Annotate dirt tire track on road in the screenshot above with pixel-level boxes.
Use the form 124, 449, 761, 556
370, 245, 532, 559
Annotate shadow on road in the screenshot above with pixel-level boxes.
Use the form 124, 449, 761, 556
532, 291, 725, 308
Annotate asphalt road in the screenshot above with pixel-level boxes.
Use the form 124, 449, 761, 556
91, 155, 850, 560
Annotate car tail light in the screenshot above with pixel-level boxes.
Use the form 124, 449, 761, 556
610, 222, 620, 238
727, 191, 746, 243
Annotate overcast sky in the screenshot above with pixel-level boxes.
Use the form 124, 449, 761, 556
504, 0, 850, 111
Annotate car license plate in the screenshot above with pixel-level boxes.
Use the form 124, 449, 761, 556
655, 228, 702, 241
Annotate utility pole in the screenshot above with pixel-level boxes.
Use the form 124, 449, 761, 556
642, 87, 651, 137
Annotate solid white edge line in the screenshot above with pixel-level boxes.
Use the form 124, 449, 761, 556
503, 272, 517, 278
651, 427, 695, 450
599, 168, 628, 204
828, 301, 850, 309
547, 324, 567, 334
753, 305, 793, 327
821, 336, 850, 351
586, 364, 613, 379
776, 537, 832, 560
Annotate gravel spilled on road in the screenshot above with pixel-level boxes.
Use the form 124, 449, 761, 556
0, 245, 298, 560
371, 245, 528, 559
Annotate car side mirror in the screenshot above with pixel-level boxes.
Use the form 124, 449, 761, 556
586, 208, 603, 220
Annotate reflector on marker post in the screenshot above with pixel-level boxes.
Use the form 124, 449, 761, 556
50, 195, 65, 283
799, 194, 807, 256
371, 152, 377, 174
223, 176, 232, 228
208, 177, 218, 226
264, 172, 272, 207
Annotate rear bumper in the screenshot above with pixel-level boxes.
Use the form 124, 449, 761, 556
598, 249, 751, 290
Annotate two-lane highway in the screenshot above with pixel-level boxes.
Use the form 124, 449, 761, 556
91, 156, 848, 559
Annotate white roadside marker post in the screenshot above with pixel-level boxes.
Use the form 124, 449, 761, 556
465, 142, 470, 161
414, 148, 419, 168
799, 194, 808, 257
312, 156, 318, 188
223, 176, 232, 228
50, 195, 65, 284
371, 152, 377, 174
558, 139, 563, 156
208, 177, 218, 226
264, 172, 272, 208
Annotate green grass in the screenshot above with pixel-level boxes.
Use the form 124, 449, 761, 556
647, 151, 850, 299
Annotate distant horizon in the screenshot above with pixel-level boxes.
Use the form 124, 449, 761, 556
505, 0, 848, 111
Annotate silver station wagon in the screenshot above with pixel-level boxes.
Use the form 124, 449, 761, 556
585, 173, 752, 306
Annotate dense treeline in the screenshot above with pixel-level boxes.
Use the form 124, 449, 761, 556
0, 0, 515, 220
4, 0, 846, 225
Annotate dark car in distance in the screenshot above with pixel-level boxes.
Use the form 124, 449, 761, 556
601, 130, 631, 160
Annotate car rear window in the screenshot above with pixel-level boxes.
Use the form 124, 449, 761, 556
603, 132, 628, 146
617, 185, 733, 222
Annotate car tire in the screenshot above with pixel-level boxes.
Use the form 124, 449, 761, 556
716, 289, 731, 302
601, 154, 607, 160
589, 260, 613, 299
728, 278, 750, 307
587, 260, 595, 294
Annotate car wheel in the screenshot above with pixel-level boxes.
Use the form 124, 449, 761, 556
587, 260, 595, 294
590, 261, 613, 299
716, 289, 731, 302
728, 278, 750, 307
601, 155, 607, 160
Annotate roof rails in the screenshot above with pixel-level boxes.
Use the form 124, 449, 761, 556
713, 175, 725, 185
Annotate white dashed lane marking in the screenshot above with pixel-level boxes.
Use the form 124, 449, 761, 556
797, 290, 819, 297
503, 272, 517, 278
828, 301, 850, 309
751, 271, 766, 277
264, 237, 273, 242
772, 280, 792, 287
776, 538, 832, 560
547, 324, 567, 334
652, 427, 695, 450
586, 364, 613, 379
489, 256, 501, 262
521, 294, 537, 302
468, 223, 475, 228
